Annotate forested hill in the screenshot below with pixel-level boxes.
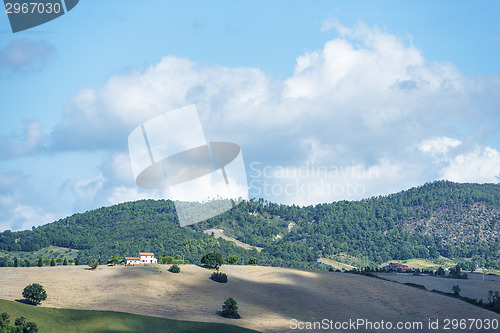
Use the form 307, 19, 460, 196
0, 181, 499, 269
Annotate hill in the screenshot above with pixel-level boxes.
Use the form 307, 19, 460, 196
0, 298, 256, 333
0, 180, 499, 268
0, 265, 498, 333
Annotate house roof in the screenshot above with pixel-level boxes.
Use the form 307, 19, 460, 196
124, 257, 140, 260
139, 252, 154, 256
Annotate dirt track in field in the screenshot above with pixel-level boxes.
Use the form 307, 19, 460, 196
0, 265, 499, 332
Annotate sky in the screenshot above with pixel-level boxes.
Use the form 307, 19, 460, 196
1, 0, 500, 231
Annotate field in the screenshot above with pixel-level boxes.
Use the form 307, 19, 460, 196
377, 272, 500, 301
1, 265, 499, 332
0, 298, 256, 333
0, 246, 79, 263
203, 228, 263, 252
317, 258, 356, 270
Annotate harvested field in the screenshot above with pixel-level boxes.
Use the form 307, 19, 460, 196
0, 265, 499, 332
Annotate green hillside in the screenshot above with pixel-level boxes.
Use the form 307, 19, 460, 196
0, 299, 258, 333
0, 181, 499, 269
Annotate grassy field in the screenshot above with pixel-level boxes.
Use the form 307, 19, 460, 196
379, 258, 500, 275
317, 258, 356, 270
0, 299, 257, 333
380, 257, 458, 270
0, 246, 79, 264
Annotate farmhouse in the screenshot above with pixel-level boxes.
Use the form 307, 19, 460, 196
383, 262, 411, 272
124, 252, 158, 265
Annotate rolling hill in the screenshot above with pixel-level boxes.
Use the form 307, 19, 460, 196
0, 180, 499, 269
0, 265, 498, 333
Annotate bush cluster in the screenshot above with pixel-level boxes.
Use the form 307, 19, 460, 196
210, 272, 228, 283
168, 264, 180, 273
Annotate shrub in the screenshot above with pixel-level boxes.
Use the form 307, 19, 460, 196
22, 283, 47, 306
226, 254, 239, 265
221, 297, 240, 319
248, 257, 258, 265
168, 264, 180, 273
211, 272, 228, 283
88, 259, 99, 270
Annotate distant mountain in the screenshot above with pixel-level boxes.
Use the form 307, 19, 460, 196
0, 181, 499, 269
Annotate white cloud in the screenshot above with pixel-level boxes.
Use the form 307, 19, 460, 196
44, 21, 499, 205
417, 136, 462, 156
107, 186, 164, 206
441, 145, 500, 183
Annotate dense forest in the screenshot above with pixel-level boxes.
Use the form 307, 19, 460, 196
0, 181, 499, 269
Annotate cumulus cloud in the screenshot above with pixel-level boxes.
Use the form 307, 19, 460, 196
417, 136, 462, 157
0, 39, 56, 75
441, 146, 500, 183
44, 21, 500, 204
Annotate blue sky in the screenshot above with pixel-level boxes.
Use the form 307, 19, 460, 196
1, 0, 500, 231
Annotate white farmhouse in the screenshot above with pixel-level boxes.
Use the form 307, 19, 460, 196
139, 252, 157, 264
124, 252, 158, 265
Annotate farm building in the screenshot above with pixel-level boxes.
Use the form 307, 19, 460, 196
124, 252, 158, 265
383, 262, 411, 272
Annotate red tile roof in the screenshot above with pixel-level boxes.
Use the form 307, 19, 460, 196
124, 257, 140, 260
139, 252, 154, 256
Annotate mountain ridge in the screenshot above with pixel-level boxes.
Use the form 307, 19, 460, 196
0, 180, 499, 269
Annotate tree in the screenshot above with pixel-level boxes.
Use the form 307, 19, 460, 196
50, 259, 55, 266
221, 297, 240, 319
22, 283, 47, 306
56, 258, 63, 265
0, 313, 38, 332
452, 285, 461, 296
37, 257, 43, 267
201, 251, 223, 270
0, 312, 9, 329
14, 257, 19, 267
74, 258, 79, 266
63, 258, 68, 265
162, 256, 173, 264
174, 254, 182, 261
69, 259, 74, 264
248, 257, 258, 265
109, 254, 121, 265
88, 259, 99, 270
227, 254, 239, 265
